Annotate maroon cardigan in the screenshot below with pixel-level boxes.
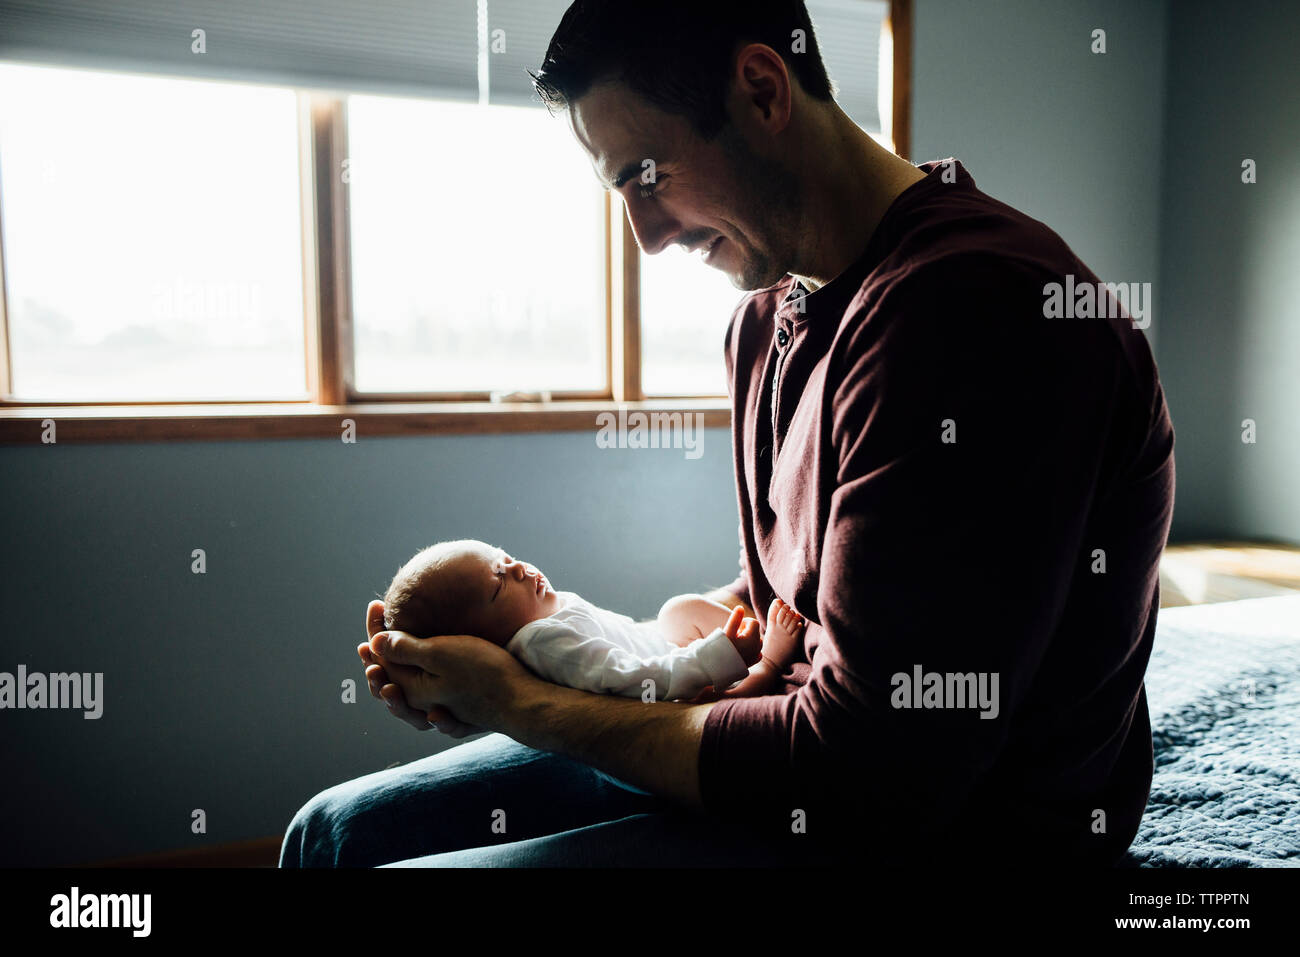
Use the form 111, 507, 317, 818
700, 159, 1175, 864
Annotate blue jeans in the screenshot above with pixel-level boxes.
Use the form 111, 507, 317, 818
279, 733, 831, 867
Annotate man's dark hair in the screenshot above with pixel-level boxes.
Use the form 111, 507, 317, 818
529, 0, 835, 139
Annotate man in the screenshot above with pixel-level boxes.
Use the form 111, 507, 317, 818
281, 0, 1173, 867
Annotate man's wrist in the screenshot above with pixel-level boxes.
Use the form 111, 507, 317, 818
494, 670, 716, 806
498, 671, 553, 748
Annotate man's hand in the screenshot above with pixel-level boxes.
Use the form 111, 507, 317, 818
356, 601, 718, 806
355, 600, 716, 807
358, 600, 497, 737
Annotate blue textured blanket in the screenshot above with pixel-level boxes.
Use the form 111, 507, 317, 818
1121, 595, 1300, 867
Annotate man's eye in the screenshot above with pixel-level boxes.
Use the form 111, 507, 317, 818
637, 176, 666, 201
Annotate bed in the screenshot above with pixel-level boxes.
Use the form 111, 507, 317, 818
1120, 595, 1300, 866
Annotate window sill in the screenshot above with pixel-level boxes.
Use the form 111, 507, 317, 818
0, 398, 732, 445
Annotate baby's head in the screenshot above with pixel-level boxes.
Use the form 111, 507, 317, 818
382, 539, 561, 646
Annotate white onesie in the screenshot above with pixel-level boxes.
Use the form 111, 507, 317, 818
504, 591, 749, 701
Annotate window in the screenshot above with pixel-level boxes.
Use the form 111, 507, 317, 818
345, 95, 605, 398
640, 249, 746, 397
0, 0, 910, 442
0, 63, 306, 402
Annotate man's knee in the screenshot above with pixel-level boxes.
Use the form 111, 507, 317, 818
279, 781, 370, 868
279, 735, 541, 867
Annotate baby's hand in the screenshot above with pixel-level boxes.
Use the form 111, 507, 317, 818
762, 598, 805, 670
722, 604, 762, 666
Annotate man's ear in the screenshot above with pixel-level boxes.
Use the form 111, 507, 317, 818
732, 42, 793, 133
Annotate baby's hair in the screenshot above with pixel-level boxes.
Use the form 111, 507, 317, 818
381, 539, 491, 639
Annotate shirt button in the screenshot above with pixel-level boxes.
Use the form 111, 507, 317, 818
776, 328, 790, 348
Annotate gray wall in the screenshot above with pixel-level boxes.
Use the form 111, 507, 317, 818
1153, 0, 1300, 543
912, 0, 1299, 546
0, 430, 740, 865
912, 0, 1168, 339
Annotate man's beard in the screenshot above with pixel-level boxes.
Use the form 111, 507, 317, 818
714, 121, 801, 290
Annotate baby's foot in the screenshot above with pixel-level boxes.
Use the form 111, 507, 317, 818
763, 598, 805, 670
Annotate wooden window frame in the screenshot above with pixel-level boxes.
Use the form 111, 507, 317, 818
0, 0, 910, 445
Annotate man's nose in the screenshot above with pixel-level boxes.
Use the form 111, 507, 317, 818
623, 199, 677, 257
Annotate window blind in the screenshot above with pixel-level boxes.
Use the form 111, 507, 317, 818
0, 0, 482, 100
808, 0, 888, 133
484, 0, 573, 107
0, 0, 886, 120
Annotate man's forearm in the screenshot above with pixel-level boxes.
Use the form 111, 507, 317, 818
501, 676, 719, 807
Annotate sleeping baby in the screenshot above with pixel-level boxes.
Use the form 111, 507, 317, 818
380, 539, 805, 701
